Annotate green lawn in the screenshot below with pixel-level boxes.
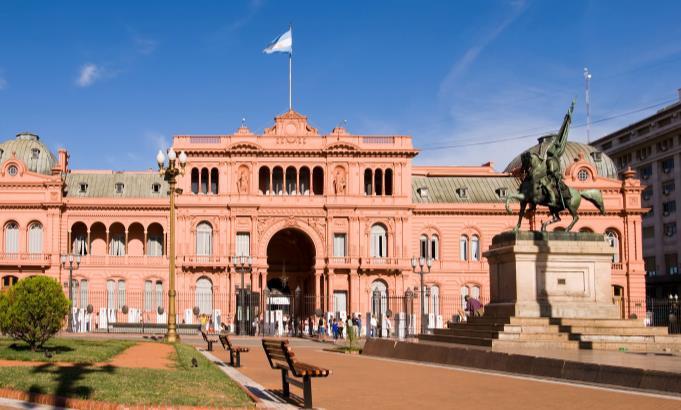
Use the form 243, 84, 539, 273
0, 342, 253, 408
0, 337, 134, 363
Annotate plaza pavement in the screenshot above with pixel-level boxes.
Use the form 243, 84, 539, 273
193, 337, 681, 410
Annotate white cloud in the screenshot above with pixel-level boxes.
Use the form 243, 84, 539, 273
439, 1, 528, 97
76, 63, 100, 87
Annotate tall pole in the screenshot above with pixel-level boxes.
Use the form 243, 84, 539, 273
289, 52, 292, 111
167, 170, 178, 343
420, 268, 426, 335
68, 263, 73, 332
241, 263, 245, 335
584, 67, 592, 143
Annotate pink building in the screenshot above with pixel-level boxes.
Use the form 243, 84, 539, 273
0, 111, 646, 330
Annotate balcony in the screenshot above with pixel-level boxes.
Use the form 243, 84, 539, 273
0, 253, 51, 267
359, 257, 402, 272
179, 255, 228, 269
612, 262, 624, 271
327, 256, 356, 269
77, 255, 168, 267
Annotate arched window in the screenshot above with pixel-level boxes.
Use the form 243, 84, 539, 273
210, 168, 219, 194
155, 281, 163, 310
364, 169, 373, 195
431, 285, 440, 318
459, 235, 468, 261
419, 234, 428, 259
460, 286, 469, 310
285, 166, 297, 195
259, 166, 270, 194
605, 230, 620, 263
299, 167, 310, 194
79, 279, 88, 308
385, 169, 393, 196
370, 224, 388, 258
196, 277, 213, 315
374, 169, 383, 196
272, 166, 284, 195
191, 168, 199, 194
117, 280, 126, 309
196, 222, 213, 257
471, 285, 481, 300
107, 280, 116, 309
4, 222, 18, 254
471, 235, 480, 261
431, 234, 439, 260
577, 168, 590, 182
1, 275, 18, 289
370, 280, 388, 318
144, 280, 153, 312
200, 168, 209, 194
28, 222, 43, 255
313, 167, 324, 195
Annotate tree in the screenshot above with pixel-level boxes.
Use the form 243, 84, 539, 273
0, 276, 69, 351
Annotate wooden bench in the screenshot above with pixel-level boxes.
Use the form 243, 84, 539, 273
262, 338, 331, 409
218, 334, 249, 367
200, 330, 219, 351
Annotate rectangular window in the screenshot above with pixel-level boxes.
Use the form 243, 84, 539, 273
80, 280, 88, 308
420, 237, 428, 259
117, 281, 126, 309
644, 256, 656, 275
663, 180, 675, 196
663, 200, 676, 215
639, 165, 652, 180
147, 235, 163, 256
155, 281, 163, 310
665, 253, 678, 275
642, 186, 652, 201
107, 280, 116, 310
664, 222, 677, 237
661, 157, 674, 174
643, 226, 655, 239
333, 234, 347, 257
144, 280, 153, 312
236, 232, 250, 257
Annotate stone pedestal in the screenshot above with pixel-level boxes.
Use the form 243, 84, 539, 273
483, 231, 619, 319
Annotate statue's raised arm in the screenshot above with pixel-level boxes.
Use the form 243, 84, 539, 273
547, 100, 575, 159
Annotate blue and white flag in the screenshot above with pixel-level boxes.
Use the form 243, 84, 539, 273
263, 28, 292, 54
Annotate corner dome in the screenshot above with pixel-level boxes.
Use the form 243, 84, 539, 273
504, 139, 619, 180
0, 132, 57, 175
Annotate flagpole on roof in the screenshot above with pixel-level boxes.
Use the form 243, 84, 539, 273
289, 24, 293, 111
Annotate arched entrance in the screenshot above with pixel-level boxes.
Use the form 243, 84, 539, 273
265, 228, 317, 335
266, 228, 316, 294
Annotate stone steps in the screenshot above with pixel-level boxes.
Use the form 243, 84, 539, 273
552, 318, 646, 328
492, 339, 580, 350
581, 340, 681, 353
419, 333, 493, 347
497, 332, 570, 341
561, 326, 668, 336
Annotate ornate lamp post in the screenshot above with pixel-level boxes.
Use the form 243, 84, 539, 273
233, 255, 253, 335
411, 256, 432, 335
157, 148, 187, 343
60, 253, 81, 332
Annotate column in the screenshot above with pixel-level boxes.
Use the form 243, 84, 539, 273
349, 270, 360, 314
314, 271, 321, 309
143, 230, 148, 256
87, 230, 91, 255
124, 230, 129, 256
67, 231, 71, 254
326, 272, 335, 312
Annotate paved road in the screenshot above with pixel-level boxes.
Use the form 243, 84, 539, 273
205, 340, 681, 410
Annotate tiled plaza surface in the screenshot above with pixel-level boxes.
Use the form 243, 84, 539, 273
197, 337, 681, 410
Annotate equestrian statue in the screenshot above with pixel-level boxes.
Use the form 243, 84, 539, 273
505, 101, 605, 232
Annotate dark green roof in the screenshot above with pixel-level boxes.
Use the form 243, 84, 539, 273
0, 133, 57, 175
412, 175, 519, 204
65, 173, 168, 198
504, 141, 618, 179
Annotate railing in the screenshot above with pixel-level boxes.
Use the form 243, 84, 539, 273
180, 255, 227, 266
361, 257, 400, 266
0, 253, 51, 265
78, 255, 167, 266
328, 256, 352, 265
189, 136, 222, 144
611, 262, 624, 270
361, 136, 395, 144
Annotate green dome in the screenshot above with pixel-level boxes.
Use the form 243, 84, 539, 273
0, 133, 57, 175
504, 138, 618, 179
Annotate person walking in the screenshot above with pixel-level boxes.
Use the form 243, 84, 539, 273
370, 316, 378, 337
464, 295, 484, 318
338, 317, 345, 339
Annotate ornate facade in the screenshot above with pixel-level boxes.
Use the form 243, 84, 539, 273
0, 111, 646, 329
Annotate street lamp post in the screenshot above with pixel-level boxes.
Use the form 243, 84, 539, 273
60, 253, 81, 332
411, 256, 432, 335
157, 148, 187, 343
233, 255, 253, 335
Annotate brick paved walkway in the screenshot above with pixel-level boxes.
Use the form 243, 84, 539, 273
204, 340, 681, 410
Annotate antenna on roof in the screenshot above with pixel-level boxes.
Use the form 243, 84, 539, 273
584, 67, 592, 143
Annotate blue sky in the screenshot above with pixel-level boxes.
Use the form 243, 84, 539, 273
0, 0, 680, 170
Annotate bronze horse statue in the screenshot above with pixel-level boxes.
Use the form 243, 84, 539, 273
505, 150, 605, 232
